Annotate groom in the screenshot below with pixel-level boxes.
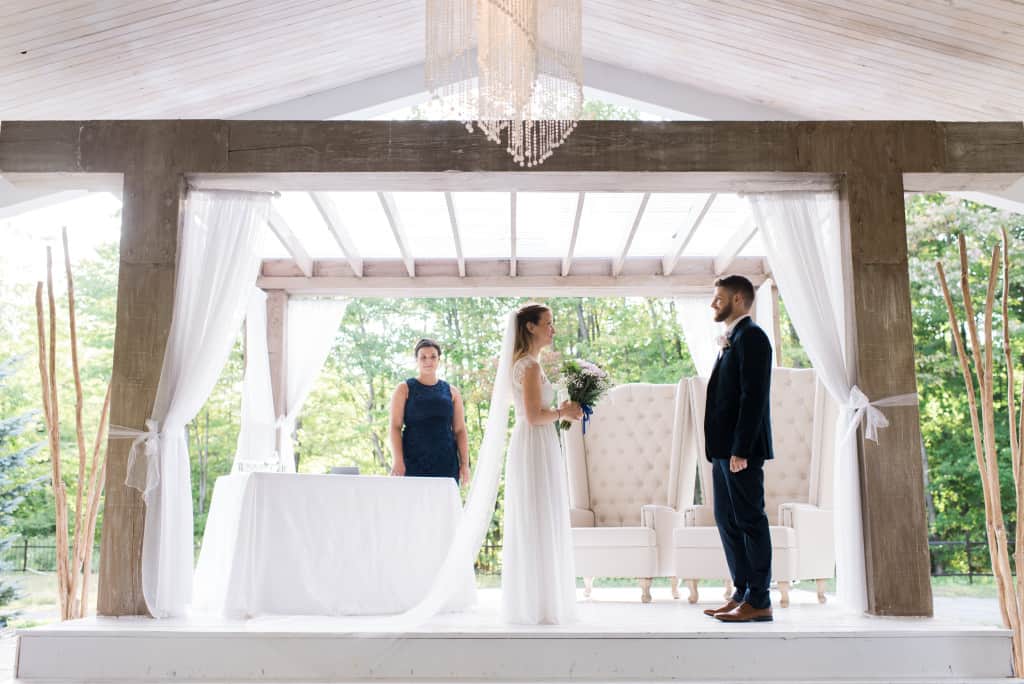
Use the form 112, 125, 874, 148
702, 275, 774, 623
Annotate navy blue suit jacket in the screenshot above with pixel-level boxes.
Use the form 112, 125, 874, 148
704, 316, 774, 463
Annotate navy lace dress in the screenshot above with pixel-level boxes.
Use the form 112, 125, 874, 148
401, 378, 460, 483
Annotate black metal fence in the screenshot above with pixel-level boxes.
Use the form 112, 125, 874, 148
929, 538, 1009, 582
0, 537, 1008, 581
1, 538, 102, 573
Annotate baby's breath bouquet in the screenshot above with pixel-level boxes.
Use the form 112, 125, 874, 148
557, 359, 611, 432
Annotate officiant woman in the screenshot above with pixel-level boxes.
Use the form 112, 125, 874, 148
389, 338, 471, 486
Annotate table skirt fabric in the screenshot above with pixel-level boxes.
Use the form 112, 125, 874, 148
193, 473, 476, 617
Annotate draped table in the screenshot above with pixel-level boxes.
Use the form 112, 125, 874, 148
192, 473, 476, 617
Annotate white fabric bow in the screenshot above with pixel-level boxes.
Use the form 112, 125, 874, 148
109, 419, 161, 496
842, 386, 919, 443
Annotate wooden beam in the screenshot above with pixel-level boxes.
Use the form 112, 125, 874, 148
771, 281, 783, 367
267, 207, 313, 278
663, 193, 716, 276
841, 159, 932, 617
97, 121, 230, 617
377, 192, 414, 277
309, 192, 363, 278
265, 290, 288, 466
612, 193, 651, 277
191, 171, 838, 193
4, 121, 1024, 178
713, 217, 758, 275
562, 192, 585, 277
510, 191, 517, 277
444, 192, 466, 277
257, 255, 769, 296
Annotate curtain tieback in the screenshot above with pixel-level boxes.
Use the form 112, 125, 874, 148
109, 419, 160, 495
843, 386, 918, 443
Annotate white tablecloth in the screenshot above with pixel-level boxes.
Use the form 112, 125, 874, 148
192, 473, 477, 617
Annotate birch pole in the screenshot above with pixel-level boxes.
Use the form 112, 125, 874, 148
34, 231, 112, 620
937, 232, 1024, 674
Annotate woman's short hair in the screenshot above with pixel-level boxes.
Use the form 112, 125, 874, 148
414, 338, 442, 358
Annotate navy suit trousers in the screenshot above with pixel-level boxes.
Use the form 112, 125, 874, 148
712, 457, 772, 609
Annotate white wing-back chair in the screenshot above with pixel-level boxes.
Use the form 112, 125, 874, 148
565, 380, 697, 602
672, 367, 837, 607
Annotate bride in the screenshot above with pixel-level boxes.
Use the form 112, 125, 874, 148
404, 304, 583, 626
502, 303, 584, 624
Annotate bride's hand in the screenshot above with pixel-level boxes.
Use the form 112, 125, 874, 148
559, 400, 584, 421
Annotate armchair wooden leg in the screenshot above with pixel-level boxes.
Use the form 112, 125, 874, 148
816, 578, 828, 604
723, 578, 734, 601
778, 580, 791, 608
685, 579, 699, 604
639, 578, 653, 603
670, 576, 681, 600
583, 577, 594, 598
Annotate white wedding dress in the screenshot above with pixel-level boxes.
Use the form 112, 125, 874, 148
501, 355, 578, 624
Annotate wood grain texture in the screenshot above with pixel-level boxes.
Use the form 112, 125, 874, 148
840, 138, 933, 616
96, 121, 229, 616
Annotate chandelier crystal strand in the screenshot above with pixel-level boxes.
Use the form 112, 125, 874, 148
426, 0, 582, 167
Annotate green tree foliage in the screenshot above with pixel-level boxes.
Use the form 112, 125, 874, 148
907, 194, 1024, 572
0, 357, 43, 625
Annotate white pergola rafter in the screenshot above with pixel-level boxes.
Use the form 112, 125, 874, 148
562, 192, 585, 277
267, 207, 313, 278
510, 191, 517, 277
377, 191, 415, 277
612, 192, 651, 277
310, 192, 364, 278
663, 193, 716, 276
714, 216, 759, 276
444, 192, 466, 277
258, 255, 769, 297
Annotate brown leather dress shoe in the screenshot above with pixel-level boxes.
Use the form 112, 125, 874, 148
714, 602, 773, 622
702, 599, 740, 617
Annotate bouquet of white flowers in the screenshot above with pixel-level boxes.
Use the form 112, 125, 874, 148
557, 358, 611, 432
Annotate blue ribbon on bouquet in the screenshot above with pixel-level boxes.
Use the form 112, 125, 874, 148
581, 404, 594, 434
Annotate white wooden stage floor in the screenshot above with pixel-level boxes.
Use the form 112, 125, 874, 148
14, 586, 1017, 683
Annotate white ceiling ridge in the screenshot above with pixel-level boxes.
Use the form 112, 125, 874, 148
233, 58, 802, 122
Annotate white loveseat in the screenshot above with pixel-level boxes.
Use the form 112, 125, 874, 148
564, 380, 697, 602
672, 368, 838, 607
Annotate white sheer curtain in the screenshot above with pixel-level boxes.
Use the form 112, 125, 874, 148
122, 190, 269, 618
676, 295, 722, 378
234, 288, 278, 472
748, 191, 917, 613
278, 298, 349, 471
755, 279, 778, 361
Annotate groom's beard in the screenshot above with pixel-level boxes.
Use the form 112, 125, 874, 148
714, 301, 733, 323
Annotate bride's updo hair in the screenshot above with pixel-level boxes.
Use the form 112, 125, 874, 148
513, 303, 551, 362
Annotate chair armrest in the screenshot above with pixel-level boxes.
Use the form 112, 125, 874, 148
779, 502, 835, 579
570, 507, 596, 527
682, 504, 716, 527
641, 504, 683, 577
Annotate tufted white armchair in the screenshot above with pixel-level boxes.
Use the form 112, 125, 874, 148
564, 380, 697, 603
672, 367, 837, 607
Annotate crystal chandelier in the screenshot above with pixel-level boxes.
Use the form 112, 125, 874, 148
426, 0, 583, 167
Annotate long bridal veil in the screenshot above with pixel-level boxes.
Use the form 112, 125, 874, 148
401, 310, 517, 621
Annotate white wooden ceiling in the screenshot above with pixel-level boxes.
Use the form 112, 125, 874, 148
1, 0, 1022, 120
